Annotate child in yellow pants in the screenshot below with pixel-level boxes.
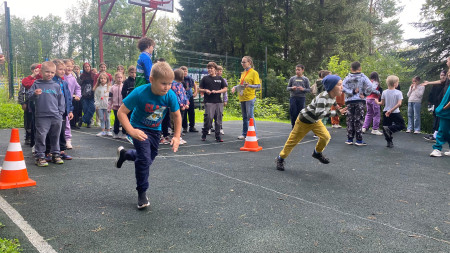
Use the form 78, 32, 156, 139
276, 75, 347, 171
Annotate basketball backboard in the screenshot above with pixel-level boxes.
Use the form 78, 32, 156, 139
128, 0, 174, 13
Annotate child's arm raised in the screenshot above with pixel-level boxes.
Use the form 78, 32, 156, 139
170, 109, 182, 152
117, 104, 147, 141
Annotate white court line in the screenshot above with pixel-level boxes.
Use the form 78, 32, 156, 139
0, 196, 58, 253
172, 159, 450, 246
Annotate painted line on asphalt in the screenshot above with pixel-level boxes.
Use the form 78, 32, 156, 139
0, 196, 58, 253
172, 159, 450, 246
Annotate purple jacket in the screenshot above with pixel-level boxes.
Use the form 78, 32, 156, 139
64, 73, 81, 98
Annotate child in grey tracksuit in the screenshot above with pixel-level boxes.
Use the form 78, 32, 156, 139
28, 62, 65, 166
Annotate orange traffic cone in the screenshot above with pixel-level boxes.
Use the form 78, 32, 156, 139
0, 129, 36, 189
240, 118, 262, 152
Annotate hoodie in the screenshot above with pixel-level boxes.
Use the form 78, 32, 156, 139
342, 72, 379, 103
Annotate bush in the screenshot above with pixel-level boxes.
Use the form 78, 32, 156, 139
0, 238, 23, 253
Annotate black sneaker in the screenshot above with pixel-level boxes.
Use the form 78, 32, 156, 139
189, 127, 199, 132
382, 126, 392, 141
115, 146, 126, 168
312, 151, 330, 164
137, 192, 150, 209
215, 137, 223, 142
201, 134, 206, 141
423, 135, 436, 142
276, 157, 285, 171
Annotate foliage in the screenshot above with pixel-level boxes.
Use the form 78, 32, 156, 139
0, 238, 22, 253
176, 0, 403, 76
402, 0, 450, 76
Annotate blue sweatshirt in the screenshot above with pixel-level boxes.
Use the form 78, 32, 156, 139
27, 79, 65, 118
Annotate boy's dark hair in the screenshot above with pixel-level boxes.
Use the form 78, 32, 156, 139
319, 70, 331, 78
369, 72, 380, 83
351, 61, 361, 71
157, 58, 166, 63
137, 37, 155, 52
180, 66, 188, 71
174, 69, 185, 82
207, 62, 218, 69
413, 76, 421, 82
30, 63, 39, 71
296, 64, 305, 70
127, 65, 136, 73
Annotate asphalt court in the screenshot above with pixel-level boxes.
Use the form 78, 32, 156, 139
0, 121, 449, 252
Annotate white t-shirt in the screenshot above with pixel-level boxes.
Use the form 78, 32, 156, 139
381, 89, 403, 113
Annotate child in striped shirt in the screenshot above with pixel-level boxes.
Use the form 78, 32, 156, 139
276, 75, 347, 171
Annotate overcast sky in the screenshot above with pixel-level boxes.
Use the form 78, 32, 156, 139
6, 0, 426, 41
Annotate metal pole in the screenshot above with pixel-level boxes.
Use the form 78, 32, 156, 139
98, 0, 103, 63
264, 46, 267, 98
91, 38, 95, 67
6, 4, 13, 99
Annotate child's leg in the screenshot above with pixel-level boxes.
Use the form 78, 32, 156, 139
34, 118, 51, 158
346, 103, 356, 140
215, 103, 224, 138
132, 130, 160, 194
432, 118, 450, 151
279, 119, 312, 159
98, 109, 106, 131
407, 102, 414, 131
105, 110, 111, 131
372, 101, 381, 130
311, 121, 331, 153
413, 102, 421, 132
354, 102, 365, 141
49, 117, 62, 155
202, 103, 214, 136
59, 116, 67, 152
389, 113, 406, 133
113, 109, 120, 134
363, 100, 374, 130
65, 116, 71, 140
161, 113, 170, 137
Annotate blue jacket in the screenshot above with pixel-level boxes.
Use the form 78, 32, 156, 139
53, 76, 73, 115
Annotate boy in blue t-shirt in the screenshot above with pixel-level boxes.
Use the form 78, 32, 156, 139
115, 62, 182, 209
135, 37, 155, 88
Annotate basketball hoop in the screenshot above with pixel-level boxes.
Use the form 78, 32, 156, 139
149, 0, 172, 9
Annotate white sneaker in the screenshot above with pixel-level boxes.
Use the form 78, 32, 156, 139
444, 151, 450, 156
113, 134, 120, 139
362, 128, 367, 133
107, 131, 113, 137
207, 129, 211, 135
406, 129, 411, 133
118, 132, 125, 139
32, 145, 35, 154
179, 138, 187, 145
66, 139, 72, 149
371, 129, 383, 136
237, 135, 245, 140
332, 124, 342, 128
96, 132, 104, 137
414, 131, 421, 134
220, 129, 225, 135
430, 149, 442, 157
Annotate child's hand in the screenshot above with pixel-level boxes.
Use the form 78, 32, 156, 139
35, 89, 42, 95
185, 105, 189, 109
21, 104, 27, 110
170, 137, 180, 152
68, 112, 74, 120
205, 89, 211, 95
130, 128, 147, 141
181, 107, 185, 111
107, 109, 111, 113
224, 102, 227, 106
339, 107, 347, 115
231, 87, 235, 93
74, 95, 80, 101
385, 111, 391, 117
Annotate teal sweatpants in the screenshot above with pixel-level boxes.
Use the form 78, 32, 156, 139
433, 118, 450, 151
